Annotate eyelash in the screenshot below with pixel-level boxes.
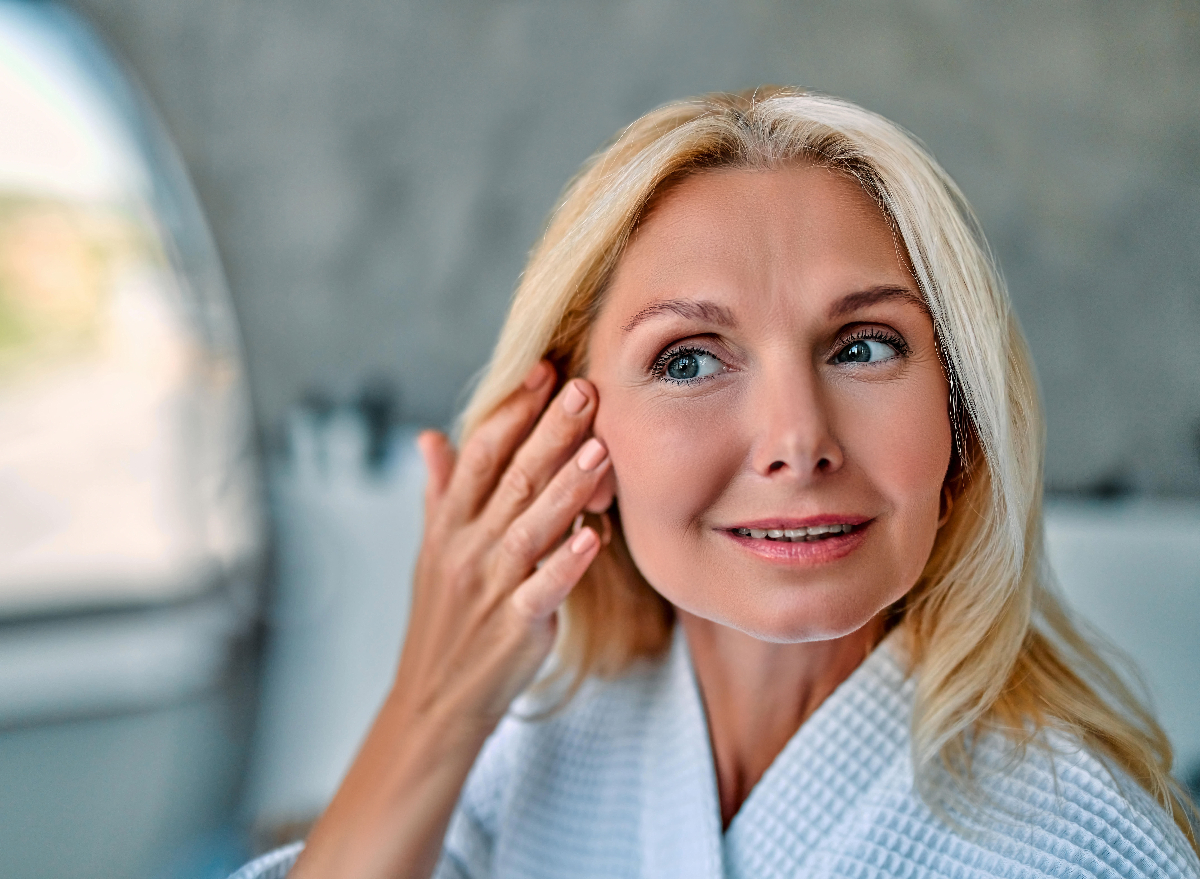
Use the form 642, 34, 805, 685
650, 327, 910, 385
651, 344, 721, 385
833, 327, 911, 361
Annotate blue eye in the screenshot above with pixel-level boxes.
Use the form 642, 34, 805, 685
834, 338, 900, 364
660, 348, 723, 383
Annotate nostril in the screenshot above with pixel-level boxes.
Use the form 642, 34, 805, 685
816, 457, 831, 471
768, 460, 786, 473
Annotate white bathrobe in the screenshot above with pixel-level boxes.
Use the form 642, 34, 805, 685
231, 630, 1200, 878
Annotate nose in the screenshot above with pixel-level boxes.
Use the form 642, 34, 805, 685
748, 358, 844, 481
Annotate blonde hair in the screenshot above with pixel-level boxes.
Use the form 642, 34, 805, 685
458, 87, 1197, 846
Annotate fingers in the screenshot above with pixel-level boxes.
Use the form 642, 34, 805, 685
493, 436, 610, 587
479, 377, 597, 537
438, 361, 556, 524
417, 430, 455, 507
582, 467, 616, 514
510, 526, 599, 620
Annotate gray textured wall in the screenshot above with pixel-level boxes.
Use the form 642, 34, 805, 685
69, 0, 1200, 494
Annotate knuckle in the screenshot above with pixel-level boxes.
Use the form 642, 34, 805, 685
460, 440, 498, 482
544, 470, 583, 512
508, 588, 540, 623
546, 409, 582, 446
501, 521, 540, 564
500, 465, 537, 505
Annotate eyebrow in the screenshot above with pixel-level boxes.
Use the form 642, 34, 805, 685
828, 285, 929, 319
621, 298, 737, 335
619, 285, 928, 335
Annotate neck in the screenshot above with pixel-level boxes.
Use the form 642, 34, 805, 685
678, 611, 885, 830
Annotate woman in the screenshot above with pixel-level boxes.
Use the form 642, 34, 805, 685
234, 88, 1200, 878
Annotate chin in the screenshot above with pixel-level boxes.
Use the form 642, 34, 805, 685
724, 613, 877, 645
671, 584, 890, 644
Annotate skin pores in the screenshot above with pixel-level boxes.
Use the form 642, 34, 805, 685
586, 165, 952, 643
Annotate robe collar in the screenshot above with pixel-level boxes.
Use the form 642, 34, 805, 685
639, 625, 915, 879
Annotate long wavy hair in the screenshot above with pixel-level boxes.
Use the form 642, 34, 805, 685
457, 87, 1197, 847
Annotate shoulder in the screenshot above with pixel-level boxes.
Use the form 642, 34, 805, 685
937, 731, 1199, 878
441, 654, 670, 876
812, 726, 1199, 879
459, 654, 666, 818
835, 636, 1200, 878
801, 638, 1199, 878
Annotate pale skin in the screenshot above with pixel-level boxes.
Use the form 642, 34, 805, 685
292, 164, 953, 877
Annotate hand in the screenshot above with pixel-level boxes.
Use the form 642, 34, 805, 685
399, 360, 611, 730
292, 361, 611, 879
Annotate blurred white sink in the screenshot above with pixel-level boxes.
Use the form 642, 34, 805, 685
1044, 498, 1200, 781
245, 414, 424, 829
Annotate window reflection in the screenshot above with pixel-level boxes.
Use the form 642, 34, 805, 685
0, 2, 260, 615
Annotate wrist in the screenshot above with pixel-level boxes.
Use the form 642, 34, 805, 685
380, 678, 500, 761
292, 685, 496, 879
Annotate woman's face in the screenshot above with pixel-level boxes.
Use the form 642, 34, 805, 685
586, 165, 952, 643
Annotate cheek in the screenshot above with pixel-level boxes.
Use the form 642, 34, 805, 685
839, 379, 952, 561
852, 402, 950, 487
596, 397, 737, 521
594, 396, 738, 564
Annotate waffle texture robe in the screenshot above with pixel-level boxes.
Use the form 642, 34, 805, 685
230, 630, 1200, 878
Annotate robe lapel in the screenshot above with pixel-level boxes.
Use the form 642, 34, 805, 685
640, 630, 725, 879
722, 634, 915, 879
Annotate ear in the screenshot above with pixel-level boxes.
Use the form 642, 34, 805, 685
584, 465, 616, 513
937, 482, 954, 528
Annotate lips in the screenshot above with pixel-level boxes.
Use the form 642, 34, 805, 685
730, 522, 858, 541
726, 514, 870, 533
720, 516, 872, 563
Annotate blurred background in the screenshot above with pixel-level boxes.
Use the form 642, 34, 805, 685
0, 0, 1196, 876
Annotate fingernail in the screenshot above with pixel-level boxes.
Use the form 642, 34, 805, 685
523, 361, 551, 390
577, 437, 607, 471
562, 381, 587, 414
570, 527, 598, 554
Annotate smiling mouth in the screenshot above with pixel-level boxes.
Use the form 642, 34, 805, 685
729, 523, 861, 542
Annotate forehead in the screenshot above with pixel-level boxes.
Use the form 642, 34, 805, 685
597, 165, 913, 321
641, 163, 888, 236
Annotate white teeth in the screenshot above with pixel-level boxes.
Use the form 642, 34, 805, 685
735, 524, 855, 541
